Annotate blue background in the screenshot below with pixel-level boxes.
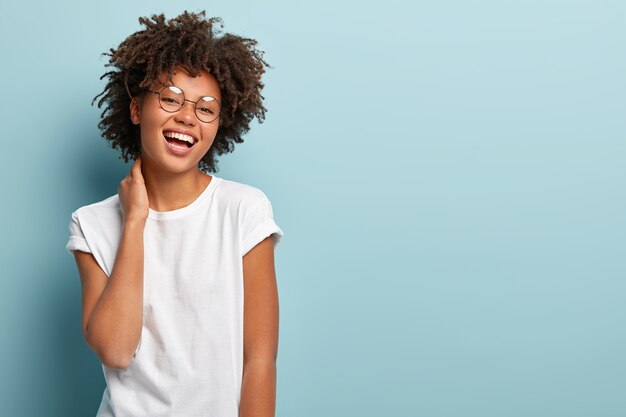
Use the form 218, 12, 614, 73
1, 1, 624, 416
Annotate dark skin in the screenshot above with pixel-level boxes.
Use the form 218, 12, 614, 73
74, 68, 278, 416
74, 235, 278, 417
94, 11, 270, 174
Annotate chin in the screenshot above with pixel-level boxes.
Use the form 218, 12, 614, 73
143, 153, 200, 175
167, 159, 202, 174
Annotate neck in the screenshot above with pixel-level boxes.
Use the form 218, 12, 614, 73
140, 160, 211, 212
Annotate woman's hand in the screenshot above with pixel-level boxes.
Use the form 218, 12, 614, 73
118, 156, 149, 223
80, 155, 148, 369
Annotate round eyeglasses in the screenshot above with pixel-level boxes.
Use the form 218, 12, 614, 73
147, 86, 221, 123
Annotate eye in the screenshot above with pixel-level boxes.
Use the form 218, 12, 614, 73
160, 95, 184, 108
197, 106, 215, 115
197, 97, 218, 115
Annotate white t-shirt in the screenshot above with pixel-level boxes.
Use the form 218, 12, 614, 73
66, 175, 283, 417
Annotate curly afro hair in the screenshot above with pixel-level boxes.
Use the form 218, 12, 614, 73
93, 11, 270, 172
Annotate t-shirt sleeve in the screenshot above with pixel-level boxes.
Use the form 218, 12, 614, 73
240, 197, 283, 257
66, 211, 91, 254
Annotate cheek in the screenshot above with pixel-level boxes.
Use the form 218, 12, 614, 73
139, 113, 166, 138
201, 126, 219, 144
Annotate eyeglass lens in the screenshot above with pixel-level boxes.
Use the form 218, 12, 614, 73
158, 86, 220, 123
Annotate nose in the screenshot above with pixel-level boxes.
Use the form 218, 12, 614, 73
174, 100, 197, 126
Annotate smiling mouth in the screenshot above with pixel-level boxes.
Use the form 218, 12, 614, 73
163, 131, 197, 148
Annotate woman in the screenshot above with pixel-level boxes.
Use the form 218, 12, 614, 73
66, 11, 283, 417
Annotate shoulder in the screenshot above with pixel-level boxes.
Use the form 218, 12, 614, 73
213, 177, 272, 210
214, 178, 283, 255
72, 194, 120, 215
71, 194, 122, 224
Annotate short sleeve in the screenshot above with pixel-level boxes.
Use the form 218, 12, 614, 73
240, 198, 283, 257
66, 211, 91, 254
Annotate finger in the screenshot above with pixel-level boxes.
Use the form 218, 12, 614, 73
130, 156, 142, 177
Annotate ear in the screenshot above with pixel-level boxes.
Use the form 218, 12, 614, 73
130, 98, 141, 125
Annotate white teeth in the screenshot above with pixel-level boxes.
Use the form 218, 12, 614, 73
163, 131, 195, 145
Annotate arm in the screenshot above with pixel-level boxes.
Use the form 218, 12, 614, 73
73, 158, 149, 369
239, 236, 279, 417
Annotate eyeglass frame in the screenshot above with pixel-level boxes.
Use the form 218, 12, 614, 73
145, 86, 221, 124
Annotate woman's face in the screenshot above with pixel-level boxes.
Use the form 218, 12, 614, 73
130, 68, 222, 175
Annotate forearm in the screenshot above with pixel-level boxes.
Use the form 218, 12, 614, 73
239, 359, 277, 417
86, 220, 145, 368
